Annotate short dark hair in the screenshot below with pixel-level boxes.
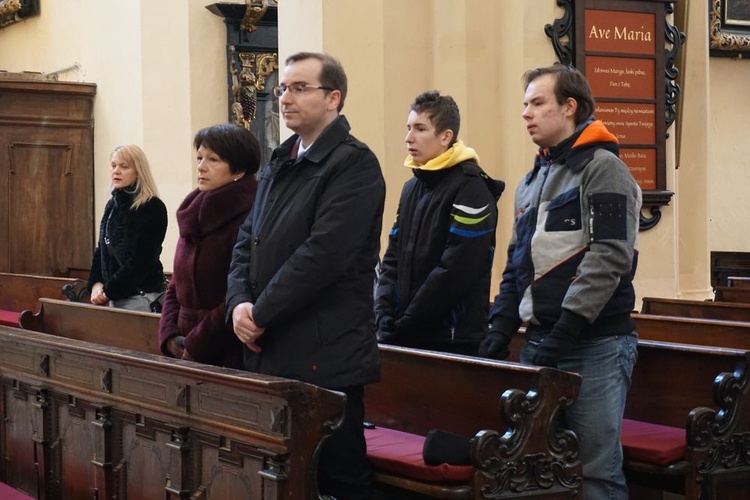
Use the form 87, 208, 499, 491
523, 64, 596, 125
410, 91, 460, 145
193, 123, 261, 175
285, 52, 348, 112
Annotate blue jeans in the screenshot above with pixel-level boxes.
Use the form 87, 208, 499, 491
521, 333, 637, 500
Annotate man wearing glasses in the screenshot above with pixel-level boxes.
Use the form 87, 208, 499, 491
227, 52, 385, 499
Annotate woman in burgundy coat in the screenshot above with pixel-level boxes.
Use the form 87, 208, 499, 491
159, 124, 260, 367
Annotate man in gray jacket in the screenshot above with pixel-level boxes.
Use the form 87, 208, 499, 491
227, 52, 385, 499
479, 64, 641, 499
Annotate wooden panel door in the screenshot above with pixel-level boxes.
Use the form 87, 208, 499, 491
0, 78, 95, 275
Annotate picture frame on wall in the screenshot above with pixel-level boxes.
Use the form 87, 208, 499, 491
710, 0, 750, 56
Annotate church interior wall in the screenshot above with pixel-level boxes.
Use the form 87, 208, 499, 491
0, 0, 746, 302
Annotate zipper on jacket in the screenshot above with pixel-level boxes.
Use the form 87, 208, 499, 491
529, 162, 552, 245
588, 192, 595, 244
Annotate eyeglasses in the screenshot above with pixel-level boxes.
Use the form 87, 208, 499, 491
272, 83, 334, 98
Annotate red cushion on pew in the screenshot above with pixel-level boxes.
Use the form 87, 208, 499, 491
0, 309, 20, 327
0, 482, 35, 500
365, 427, 472, 483
621, 418, 686, 466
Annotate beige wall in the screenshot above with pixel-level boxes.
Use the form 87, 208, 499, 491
276, 0, 689, 304
0, 0, 745, 303
709, 57, 750, 248
278, 0, 547, 293
0, 0, 229, 271
672, 0, 711, 299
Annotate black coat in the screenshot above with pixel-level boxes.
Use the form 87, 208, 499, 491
375, 161, 504, 347
227, 116, 385, 389
88, 189, 167, 300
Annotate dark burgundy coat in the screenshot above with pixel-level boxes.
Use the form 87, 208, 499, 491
158, 174, 257, 367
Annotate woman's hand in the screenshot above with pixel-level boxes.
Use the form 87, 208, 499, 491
90, 283, 109, 306
167, 335, 186, 358
181, 348, 194, 362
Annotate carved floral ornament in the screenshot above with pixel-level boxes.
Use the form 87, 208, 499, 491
0, 0, 21, 14
242, 0, 278, 32
0, 0, 39, 29
231, 50, 279, 128
709, 0, 750, 55
0, 0, 22, 27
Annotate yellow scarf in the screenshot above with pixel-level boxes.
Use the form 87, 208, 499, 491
404, 140, 480, 171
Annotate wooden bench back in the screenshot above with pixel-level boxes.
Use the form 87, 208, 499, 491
504, 329, 750, 496
368, 345, 581, 438
627, 340, 750, 498
19, 302, 584, 449
626, 339, 747, 427
504, 331, 746, 429
20, 298, 162, 354
714, 286, 750, 304
15, 300, 587, 498
728, 276, 750, 289
505, 330, 746, 429
368, 345, 583, 498
634, 312, 750, 350
642, 296, 750, 322
0, 325, 345, 499
0, 272, 81, 312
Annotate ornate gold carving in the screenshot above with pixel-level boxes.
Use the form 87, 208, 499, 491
0, 0, 22, 28
1, 0, 40, 29
254, 52, 278, 91
241, 0, 268, 32
710, 0, 750, 55
230, 49, 278, 128
0, 0, 21, 16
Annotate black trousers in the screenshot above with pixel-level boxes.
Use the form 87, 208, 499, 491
317, 385, 373, 500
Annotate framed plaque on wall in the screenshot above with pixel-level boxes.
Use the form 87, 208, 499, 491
545, 0, 684, 230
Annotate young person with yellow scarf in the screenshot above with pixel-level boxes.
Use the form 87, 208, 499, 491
374, 90, 504, 355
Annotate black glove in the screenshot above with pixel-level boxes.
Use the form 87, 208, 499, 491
478, 331, 511, 360
377, 314, 401, 344
533, 310, 588, 368
377, 329, 400, 344
478, 316, 518, 360
378, 315, 395, 333
381, 317, 427, 346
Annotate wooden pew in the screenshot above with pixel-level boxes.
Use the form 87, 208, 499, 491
641, 296, 750, 322
505, 331, 750, 498
634, 312, 750, 349
624, 340, 750, 499
728, 276, 750, 288
19, 298, 585, 498
20, 297, 162, 354
0, 272, 83, 326
25, 300, 750, 496
0, 325, 345, 499
366, 345, 583, 499
714, 285, 750, 304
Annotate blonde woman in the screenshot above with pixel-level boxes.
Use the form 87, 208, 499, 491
87, 145, 168, 311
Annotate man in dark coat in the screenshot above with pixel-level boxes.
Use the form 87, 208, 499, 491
226, 52, 385, 500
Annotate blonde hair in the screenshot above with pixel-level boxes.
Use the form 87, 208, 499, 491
110, 145, 159, 209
